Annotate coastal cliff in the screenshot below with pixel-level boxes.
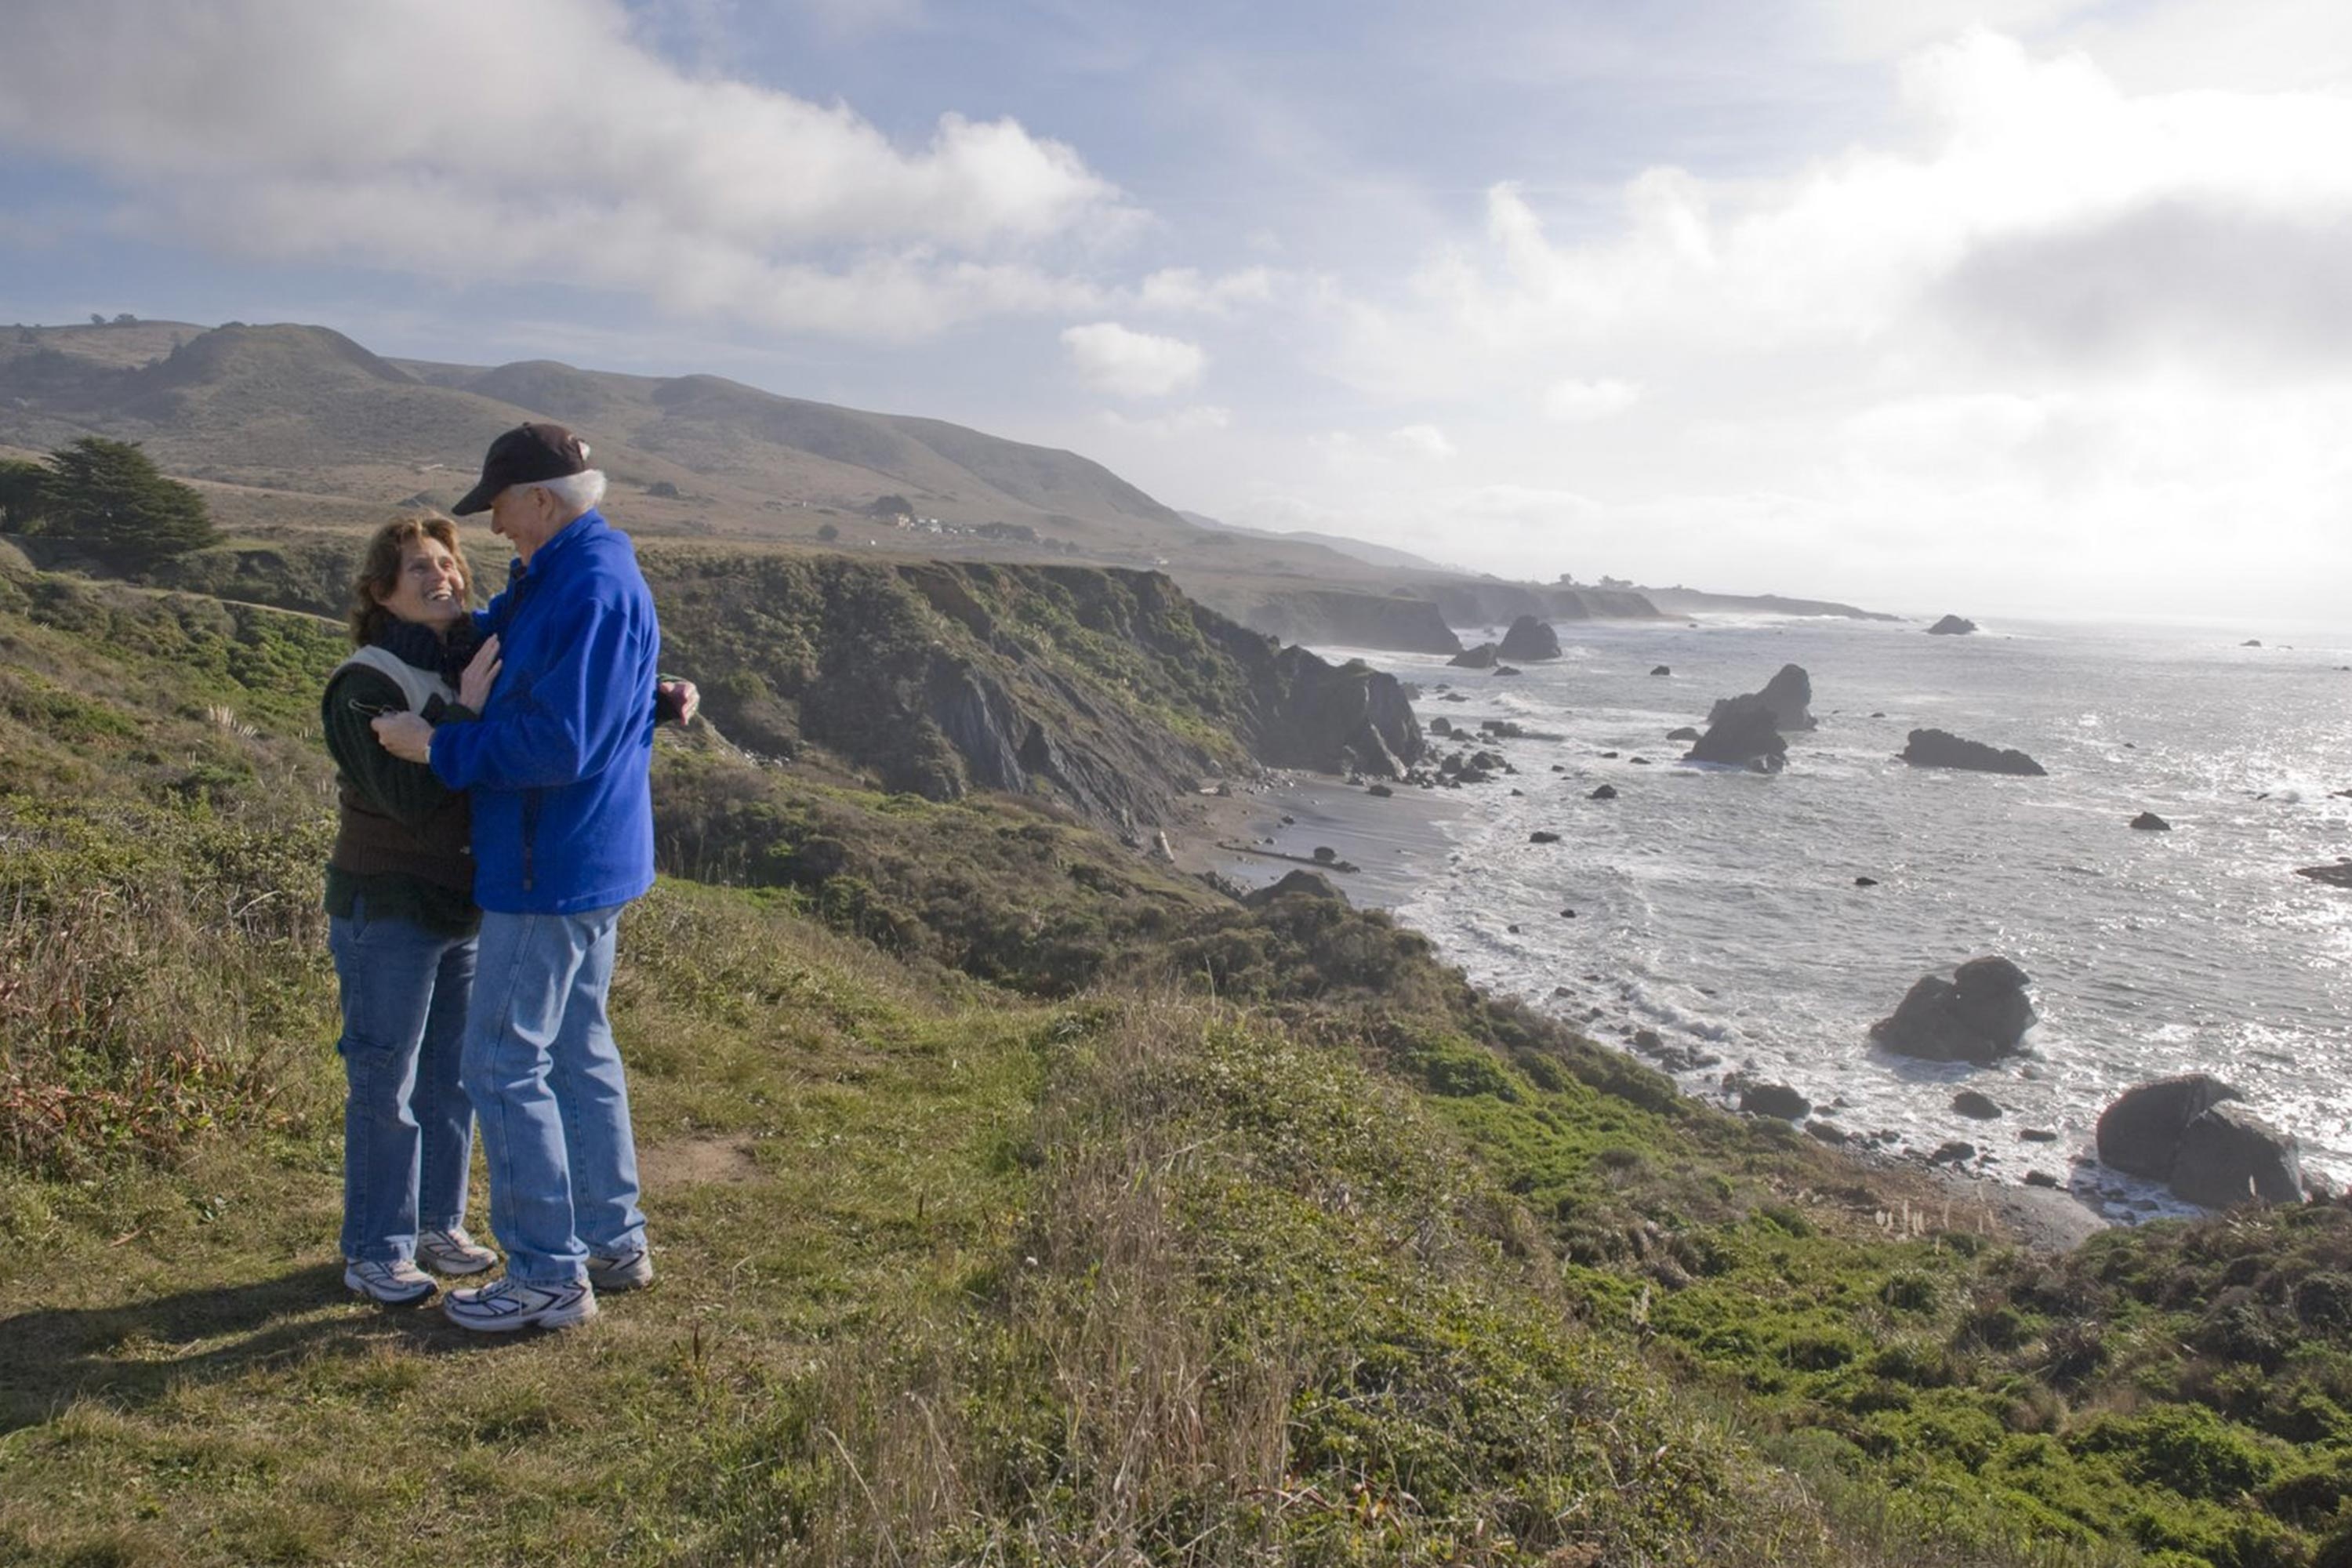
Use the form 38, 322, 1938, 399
4, 544, 2347, 1568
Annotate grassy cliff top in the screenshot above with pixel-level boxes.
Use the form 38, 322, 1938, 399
0, 552, 2343, 1567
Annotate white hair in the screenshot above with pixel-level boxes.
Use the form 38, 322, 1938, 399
527, 469, 608, 517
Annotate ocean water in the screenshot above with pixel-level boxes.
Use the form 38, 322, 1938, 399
1319, 614, 2352, 1203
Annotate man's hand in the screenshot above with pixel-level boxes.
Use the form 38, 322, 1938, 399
459, 634, 502, 712
658, 678, 700, 726
372, 711, 434, 763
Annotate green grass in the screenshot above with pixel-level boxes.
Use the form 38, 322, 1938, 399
7, 550, 2352, 1566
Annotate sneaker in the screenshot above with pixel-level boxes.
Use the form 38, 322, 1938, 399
416, 1225, 499, 1276
586, 1243, 654, 1293
346, 1258, 437, 1307
443, 1276, 597, 1333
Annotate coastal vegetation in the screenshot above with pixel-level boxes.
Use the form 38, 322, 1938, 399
3, 546, 2350, 1565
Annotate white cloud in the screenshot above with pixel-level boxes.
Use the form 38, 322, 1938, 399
1541, 377, 1639, 422
0, 0, 1134, 339
1094, 404, 1232, 437
1060, 321, 1206, 397
1282, 29, 2352, 616
1388, 423, 1457, 459
1133, 266, 1279, 314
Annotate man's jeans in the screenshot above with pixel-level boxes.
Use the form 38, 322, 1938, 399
327, 898, 477, 1263
462, 905, 646, 1286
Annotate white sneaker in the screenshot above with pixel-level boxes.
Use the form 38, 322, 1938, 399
416, 1225, 499, 1276
443, 1276, 597, 1333
346, 1258, 436, 1306
586, 1243, 653, 1293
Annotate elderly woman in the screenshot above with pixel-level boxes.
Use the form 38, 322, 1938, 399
321, 515, 503, 1305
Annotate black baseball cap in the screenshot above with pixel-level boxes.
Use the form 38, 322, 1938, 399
451, 422, 593, 515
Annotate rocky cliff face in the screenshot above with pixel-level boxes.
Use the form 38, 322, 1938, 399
646, 553, 1422, 837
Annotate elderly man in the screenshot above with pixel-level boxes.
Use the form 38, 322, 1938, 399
374, 421, 671, 1330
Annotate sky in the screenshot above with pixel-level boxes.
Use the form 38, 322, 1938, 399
4, 0, 2352, 621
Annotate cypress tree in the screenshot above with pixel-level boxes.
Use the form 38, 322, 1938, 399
0, 458, 45, 532
42, 437, 219, 567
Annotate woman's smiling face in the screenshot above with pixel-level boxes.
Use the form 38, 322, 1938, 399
375, 536, 467, 629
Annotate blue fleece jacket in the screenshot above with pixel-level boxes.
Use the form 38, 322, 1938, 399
428, 510, 660, 914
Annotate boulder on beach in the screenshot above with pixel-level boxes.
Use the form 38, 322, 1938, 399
1708, 663, 1816, 731
1242, 869, 1346, 909
1683, 695, 1788, 772
1927, 615, 1978, 636
1900, 728, 2047, 777
2130, 811, 2172, 831
1869, 955, 2036, 1065
1742, 1083, 1811, 1120
1498, 615, 1563, 661
2170, 1103, 2304, 1207
2095, 1073, 2240, 1180
1448, 642, 1500, 669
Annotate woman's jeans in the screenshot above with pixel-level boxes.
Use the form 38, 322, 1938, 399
328, 898, 477, 1263
462, 905, 646, 1286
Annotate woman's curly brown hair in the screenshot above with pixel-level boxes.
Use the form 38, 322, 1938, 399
346, 515, 472, 646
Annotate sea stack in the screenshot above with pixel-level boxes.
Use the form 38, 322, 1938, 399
1927, 615, 1978, 635
1497, 615, 1563, 661
1900, 729, 2046, 776
1869, 956, 2035, 1065
1708, 664, 1815, 731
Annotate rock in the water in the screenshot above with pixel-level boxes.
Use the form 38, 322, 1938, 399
1494, 666, 1521, 677
2095, 1073, 2240, 1180
1952, 1091, 2004, 1120
2170, 1102, 2304, 1207
1243, 869, 1346, 908
2294, 862, 2352, 888
1650, 665, 1671, 677
2020, 1128, 2060, 1142
1530, 829, 1561, 844
1365, 783, 1393, 797
1869, 956, 2036, 1065
2130, 811, 2172, 831
1428, 717, 1454, 736
1683, 695, 1788, 772
1930, 1140, 1978, 1164
2241, 639, 2262, 648
1497, 615, 1563, 661
1588, 783, 1618, 800
1927, 615, 1978, 636
1665, 726, 1700, 742
1742, 1083, 1811, 1120
1448, 642, 1500, 669
1853, 875, 1879, 887
2024, 1170, 2060, 1189
1311, 845, 1338, 864
1806, 1120, 1849, 1145
1900, 728, 2046, 776
1708, 663, 1816, 732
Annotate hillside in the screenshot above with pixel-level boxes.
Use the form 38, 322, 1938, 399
4, 543, 2350, 1565
0, 320, 1347, 576
0, 319, 1694, 652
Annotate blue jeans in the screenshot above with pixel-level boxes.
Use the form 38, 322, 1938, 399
462, 906, 646, 1285
328, 898, 477, 1263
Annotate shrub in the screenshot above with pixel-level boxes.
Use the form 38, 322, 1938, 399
2071, 1404, 2282, 1501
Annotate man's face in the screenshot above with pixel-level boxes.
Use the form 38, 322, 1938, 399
486, 483, 562, 561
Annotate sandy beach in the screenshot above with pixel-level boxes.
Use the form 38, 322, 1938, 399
1167, 771, 1465, 907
